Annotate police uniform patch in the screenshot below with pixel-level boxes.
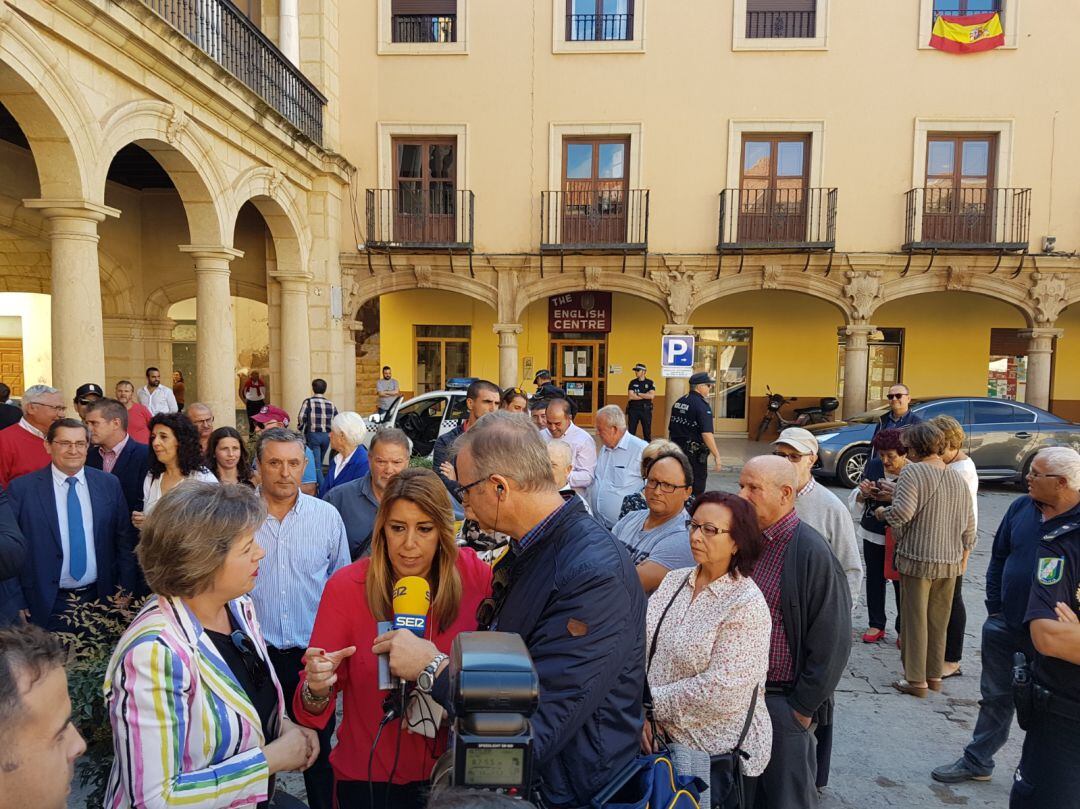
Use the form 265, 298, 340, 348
1038, 556, 1065, 585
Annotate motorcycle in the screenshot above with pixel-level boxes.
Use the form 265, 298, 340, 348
754, 385, 840, 441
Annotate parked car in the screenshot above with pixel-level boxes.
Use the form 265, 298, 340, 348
809, 397, 1080, 488
367, 388, 470, 458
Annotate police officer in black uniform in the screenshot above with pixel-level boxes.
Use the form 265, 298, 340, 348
626, 363, 655, 441
534, 369, 577, 417
1012, 468, 1080, 809
667, 371, 721, 496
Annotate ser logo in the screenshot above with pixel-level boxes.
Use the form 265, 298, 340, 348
395, 614, 425, 629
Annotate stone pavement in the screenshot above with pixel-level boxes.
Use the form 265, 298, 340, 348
707, 449, 1024, 809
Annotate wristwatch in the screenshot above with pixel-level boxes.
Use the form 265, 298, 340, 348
417, 653, 449, 693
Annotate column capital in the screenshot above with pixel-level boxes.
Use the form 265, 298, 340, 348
663, 323, 695, 335
493, 323, 523, 335
270, 272, 313, 292
839, 324, 878, 337
23, 199, 120, 222
179, 245, 245, 264
1019, 328, 1064, 341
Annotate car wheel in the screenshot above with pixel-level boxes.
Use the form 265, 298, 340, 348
837, 446, 870, 489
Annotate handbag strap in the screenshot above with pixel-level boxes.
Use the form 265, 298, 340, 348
733, 685, 759, 752
647, 571, 694, 672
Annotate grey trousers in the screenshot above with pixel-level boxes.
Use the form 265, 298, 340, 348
755, 693, 819, 809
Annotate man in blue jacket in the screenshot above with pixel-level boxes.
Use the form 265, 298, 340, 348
377, 411, 646, 808
933, 446, 1080, 784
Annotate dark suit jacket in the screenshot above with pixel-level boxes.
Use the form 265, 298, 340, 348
318, 445, 369, 497
7, 466, 137, 627
86, 438, 150, 515
0, 403, 21, 431
0, 486, 27, 626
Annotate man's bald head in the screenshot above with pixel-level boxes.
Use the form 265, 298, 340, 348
544, 399, 574, 438
738, 455, 798, 530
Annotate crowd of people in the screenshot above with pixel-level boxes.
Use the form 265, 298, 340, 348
0, 369, 1077, 809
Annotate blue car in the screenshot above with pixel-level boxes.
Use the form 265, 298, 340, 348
809, 397, 1080, 488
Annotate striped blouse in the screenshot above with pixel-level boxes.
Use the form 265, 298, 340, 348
103, 595, 285, 808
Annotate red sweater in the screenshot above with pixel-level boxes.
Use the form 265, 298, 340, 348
0, 422, 49, 487
293, 548, 493, 784
126, 403, 153, 444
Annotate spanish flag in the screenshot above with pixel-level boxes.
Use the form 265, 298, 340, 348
930, 12, 1005, 53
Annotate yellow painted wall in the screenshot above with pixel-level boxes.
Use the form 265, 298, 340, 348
379, 290, 499, 393
0, 293, 51, 388
1053, 303, 1080, 408
874, 293, 1027, 398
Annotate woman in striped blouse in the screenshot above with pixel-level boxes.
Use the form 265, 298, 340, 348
104, 483, 318, 808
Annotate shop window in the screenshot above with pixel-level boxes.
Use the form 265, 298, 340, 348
987, 327, 1029, 402
415, 325, 470, 393
837, 328, 904, 407
695, 329, 751, 431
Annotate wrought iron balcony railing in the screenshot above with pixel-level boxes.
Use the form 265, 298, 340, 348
540, 189, 649, 251
566, 13, 633, 41
932, 6, 1003, 21
903, 187, 1030, 251
366, 188, 474, 249
718, 187, 837, 251
141, 0, 326, 144
392, 14, 457, 43
745, 10, 816, 38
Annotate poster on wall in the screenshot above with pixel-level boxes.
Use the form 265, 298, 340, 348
549, 292, 612, 333
576, 350, 588, 377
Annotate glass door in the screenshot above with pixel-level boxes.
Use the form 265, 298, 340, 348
415, 325, 470, 394
694, 329, 751, 433
394, 138, 457, 244
739, 135, 809, 243
562, 137, 629, 245
550, 338, 607, 427
923, 134, 995, 244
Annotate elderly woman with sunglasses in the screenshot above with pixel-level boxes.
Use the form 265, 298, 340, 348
104, 483, 318, 808
643, 492, 772, 808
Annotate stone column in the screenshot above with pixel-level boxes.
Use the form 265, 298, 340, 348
839, 324, 877, 418
493, 323, 524, 390
24, 199, 120, 397
180, 246, 243, 425
662, 323, 696, 413
1020, 328, 1064, 411
274, 274, 313, 417
280, 0, 300, 64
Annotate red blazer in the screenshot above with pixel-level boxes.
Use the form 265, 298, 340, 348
293, 547, 492, 784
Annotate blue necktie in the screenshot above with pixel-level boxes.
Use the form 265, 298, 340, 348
66, 477, 87, 582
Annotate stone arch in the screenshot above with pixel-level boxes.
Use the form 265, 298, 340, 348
511, 272, 666, 322
688, 271, 851, 324
143, 278, 269, 321
228, 166, 310, 276
97, 100, 230, 245
0, 7, 97, 200
347, 270, 498, 320
876, 270, 1035, 327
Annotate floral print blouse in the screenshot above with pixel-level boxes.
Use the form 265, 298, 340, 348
646, 567, 773, 777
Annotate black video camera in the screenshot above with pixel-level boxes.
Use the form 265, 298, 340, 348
431, 632, 540, 801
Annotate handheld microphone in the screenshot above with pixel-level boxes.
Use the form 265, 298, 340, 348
392, 575, 431, 638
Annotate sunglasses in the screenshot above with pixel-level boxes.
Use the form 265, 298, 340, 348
886, 393, 908, 400
229, 630, 270, 689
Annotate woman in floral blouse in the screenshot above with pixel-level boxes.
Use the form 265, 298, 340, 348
644, 491, 772, 808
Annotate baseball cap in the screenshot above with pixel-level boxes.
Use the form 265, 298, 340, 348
773, 427, 818, 455
632, 363, 647, 372
75, 383, 104, 400
689, 372, 715, 386
252, 405, 290, 428
533, 369, 552, 384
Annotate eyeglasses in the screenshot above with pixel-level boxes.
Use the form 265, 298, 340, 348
645, 478, 689, 494
50, 440, 88, 451
886, 393, 908, 400
1027, 471, 1064, 480
686, 519, 732, 539
772, 450, 809, 462
192, 418, 214, 428
457, 476, 490, 500
229, 629, 269, 689
30, 402, 66, 413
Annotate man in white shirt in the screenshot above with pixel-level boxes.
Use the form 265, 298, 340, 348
137, 367, 178, 416
588, 405, 646, 529
540, 398, 597, 494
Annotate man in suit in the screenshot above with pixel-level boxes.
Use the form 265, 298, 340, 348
0, 382, 22, 431
7, 418, 137, 632
84, 398, 149, 517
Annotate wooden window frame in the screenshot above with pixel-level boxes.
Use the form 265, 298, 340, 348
739, 134, 810, 190
924, 132, 997, 190
564, 0, 635, 42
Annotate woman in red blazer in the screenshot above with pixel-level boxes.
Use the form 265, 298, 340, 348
293, 468, 492, 809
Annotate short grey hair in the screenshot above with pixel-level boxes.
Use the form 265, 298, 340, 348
1037, 447, 1080, 490
595, 405, 626, 429
370, 427, 412, 455
255, 426, 307, 462
546, 439, 573, 469
23, 384, 59, 403
331, 411, 369, 447
456, 411, 556, 494
187, 402, 213, 417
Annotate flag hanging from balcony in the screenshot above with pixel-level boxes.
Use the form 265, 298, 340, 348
930, 12, 1005, 53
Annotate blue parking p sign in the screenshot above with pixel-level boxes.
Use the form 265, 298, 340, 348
661, 335, 695, 378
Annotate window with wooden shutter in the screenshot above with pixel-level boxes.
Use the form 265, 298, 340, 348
391, 0, 457, 42
745, 0, 817, 38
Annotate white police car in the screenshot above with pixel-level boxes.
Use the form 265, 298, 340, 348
366, 378, 474, 458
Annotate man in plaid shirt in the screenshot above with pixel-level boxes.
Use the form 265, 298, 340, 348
296, 378, 339, 490
739, 455, 851, 809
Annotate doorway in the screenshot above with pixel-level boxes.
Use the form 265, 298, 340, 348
695, 329, 751, 433
415, 325, 470, 394
550, 336, 607, 427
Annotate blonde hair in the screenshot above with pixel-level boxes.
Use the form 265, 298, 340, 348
930, 415, 965, 453
365, 468, 462, 632
641, 438, 680, 478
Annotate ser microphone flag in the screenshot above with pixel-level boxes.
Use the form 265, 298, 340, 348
392, 575, 431, 637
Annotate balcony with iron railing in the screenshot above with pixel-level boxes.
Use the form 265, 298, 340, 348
540, 189, 649, 251
140, 0, 326, 144
366, 188, 475, 250
903, 187, 1030, 251
718, 187, 837, 251
932, 5, 1003, 22
745, 9, 816, 38
392, 14, 457, 43
566, 13, 633, 41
